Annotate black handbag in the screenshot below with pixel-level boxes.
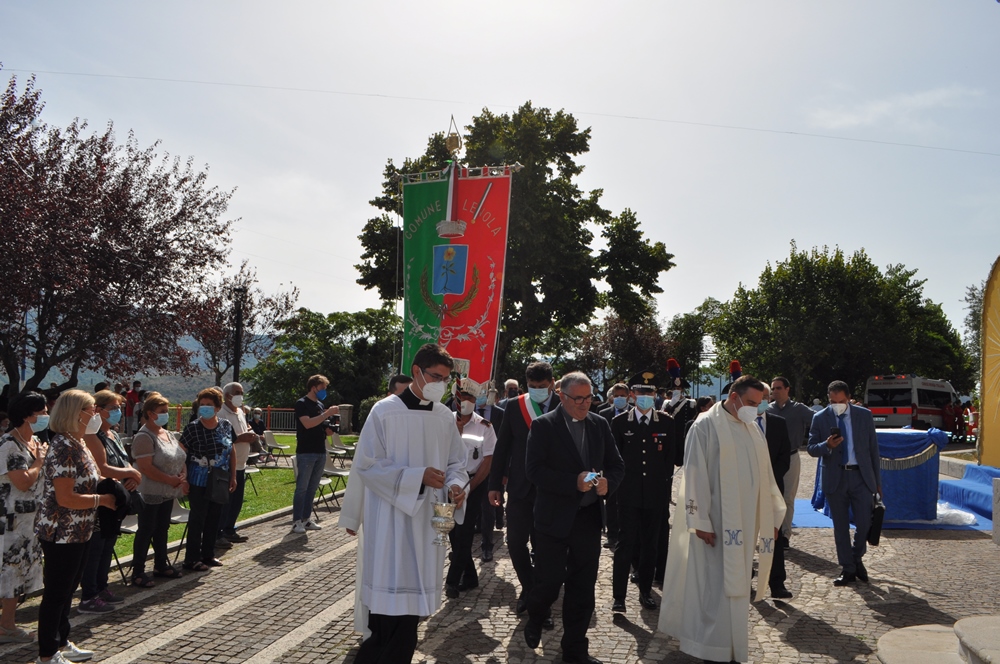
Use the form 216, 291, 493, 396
868, 492, 886, 546
208, 465, 231, 505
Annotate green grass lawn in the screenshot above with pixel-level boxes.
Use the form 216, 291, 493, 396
114, 434, 358, 561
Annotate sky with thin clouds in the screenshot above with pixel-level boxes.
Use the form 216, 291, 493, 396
2, 1, 999, 350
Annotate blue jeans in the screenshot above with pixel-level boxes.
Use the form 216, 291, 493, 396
293, 453, 327, 523
219, 469, 246, 536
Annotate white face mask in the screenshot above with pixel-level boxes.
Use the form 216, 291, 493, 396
85, 411, 102, 434
459, 401, 475, 416
831, 402, 848, 416
734, 395, 757, 424
417, 371, 448, 403
669, 391, 681, 404
231, 395, 244, 408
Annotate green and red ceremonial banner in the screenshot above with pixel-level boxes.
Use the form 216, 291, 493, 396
401, 164, 512, 385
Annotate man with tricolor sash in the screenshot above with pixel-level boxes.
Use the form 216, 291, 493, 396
488, 361, 559, 618
657, 375, 786, 663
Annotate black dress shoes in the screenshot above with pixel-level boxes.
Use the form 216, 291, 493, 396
612, 598, 626, 612
458, 579, 479, 592
516, 594, 528, 615
562, 654, 603, 663
833, 572, 857, 586
629, 571, 638, 584
543, 615, 555, 630
481, 550, 494, 563
445, 584, 459, 598
770, 585, 793, 599
856, 562, 869, 583
524, 620, 542, 649
638, 592, 658, 610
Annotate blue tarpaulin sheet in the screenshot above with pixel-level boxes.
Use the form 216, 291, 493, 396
811, 428, 949, 521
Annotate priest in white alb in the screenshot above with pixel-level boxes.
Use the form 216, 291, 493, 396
657, 375, 786, 663
353, 343, 470, 664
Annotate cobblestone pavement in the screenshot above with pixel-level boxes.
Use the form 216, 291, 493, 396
3, 450, 999, 663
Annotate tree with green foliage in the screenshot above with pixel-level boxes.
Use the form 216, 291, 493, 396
664, 297, 722, 380
354, 102, 674, 378
963, 280, 985, 387
711, 243, 973, 400
573, 312, 674, 393
243, 307, 400, 426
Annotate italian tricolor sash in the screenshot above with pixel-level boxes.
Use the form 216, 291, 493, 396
518, 394, 543, 429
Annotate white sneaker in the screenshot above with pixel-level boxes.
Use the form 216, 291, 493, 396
305, 520, 323, 531
60, 641, 94, 662
36, 652, 70, 663
291, 520, 306, 534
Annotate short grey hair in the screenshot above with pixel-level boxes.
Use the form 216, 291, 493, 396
222, 382, 243, 397
560, 372, 592, 394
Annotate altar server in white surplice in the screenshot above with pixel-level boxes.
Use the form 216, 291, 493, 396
657, 375, 786, 664
354, 344, 470, 664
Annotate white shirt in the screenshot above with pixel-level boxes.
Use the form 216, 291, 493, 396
457, 411, 497, 475
218, 404, 250, 470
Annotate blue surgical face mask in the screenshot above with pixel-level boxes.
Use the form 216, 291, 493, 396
613, 396, 627, 410
635, 395, 655, 411
316, 389, 328, 401
475, 395, 487, 407
528, 387, 550, 404
155, 412, 170, 427
30, 414, 50, 432
106, 408, 122, 426
757, 401, 769, 415
198, 405, 216, 420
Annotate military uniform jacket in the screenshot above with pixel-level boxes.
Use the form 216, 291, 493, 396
611, 408, 675, 509
664, 397, 698, 467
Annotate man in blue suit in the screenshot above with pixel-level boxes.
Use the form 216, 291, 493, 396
807, 380, 881, 586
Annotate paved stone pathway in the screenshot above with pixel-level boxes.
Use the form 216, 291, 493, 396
3, 450, 999, 663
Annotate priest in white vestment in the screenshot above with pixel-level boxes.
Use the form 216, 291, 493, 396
657, 376, 786, 663
353, 344, 470, 664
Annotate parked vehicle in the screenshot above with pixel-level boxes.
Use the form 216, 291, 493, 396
863, 374, 960, 430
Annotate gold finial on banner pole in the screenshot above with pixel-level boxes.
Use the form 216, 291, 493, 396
445, 115, 462, 155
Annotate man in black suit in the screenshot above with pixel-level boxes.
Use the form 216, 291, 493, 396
523, 372, 624, 664
489, 362, 559, 615
758, 385, 793, 599
598, 383, 631, 550
808, 380, 881, 586
610, 382, 674, 612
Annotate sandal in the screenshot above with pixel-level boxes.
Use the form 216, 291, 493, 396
153, 566, 184, 579
131, 574, 156, 588
182, 561, 210, 572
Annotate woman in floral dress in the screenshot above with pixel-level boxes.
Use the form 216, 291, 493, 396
0, 391, 47, 643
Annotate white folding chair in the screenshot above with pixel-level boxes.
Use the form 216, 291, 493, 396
112, 513, 140, 585
326, 438, 350, 468
244, 458, 261, 496
263, 430, 290, 467
322, 454, 350, 506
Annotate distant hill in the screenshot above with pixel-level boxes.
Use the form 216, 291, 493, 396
1, 336, 264, 405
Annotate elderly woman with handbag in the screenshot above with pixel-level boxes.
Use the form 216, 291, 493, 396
179, 388, 236, 572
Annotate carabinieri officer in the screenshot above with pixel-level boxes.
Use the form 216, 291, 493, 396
610, 375, 676, 612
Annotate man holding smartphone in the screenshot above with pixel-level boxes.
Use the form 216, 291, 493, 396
807, 380, 881, 586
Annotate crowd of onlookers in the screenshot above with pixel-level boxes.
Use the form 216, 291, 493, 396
0, 379, 280, 664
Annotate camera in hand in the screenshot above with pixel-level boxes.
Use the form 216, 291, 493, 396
324, 415, 340, 434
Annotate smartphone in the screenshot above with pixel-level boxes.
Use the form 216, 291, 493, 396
830, 426, 841, 438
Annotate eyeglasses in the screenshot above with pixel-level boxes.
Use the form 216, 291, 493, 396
564, 393, 595, 405
421, 369, 450, 383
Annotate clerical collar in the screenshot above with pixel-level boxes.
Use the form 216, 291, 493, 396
400, 386, 434, 411
562, 410, 585, 425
